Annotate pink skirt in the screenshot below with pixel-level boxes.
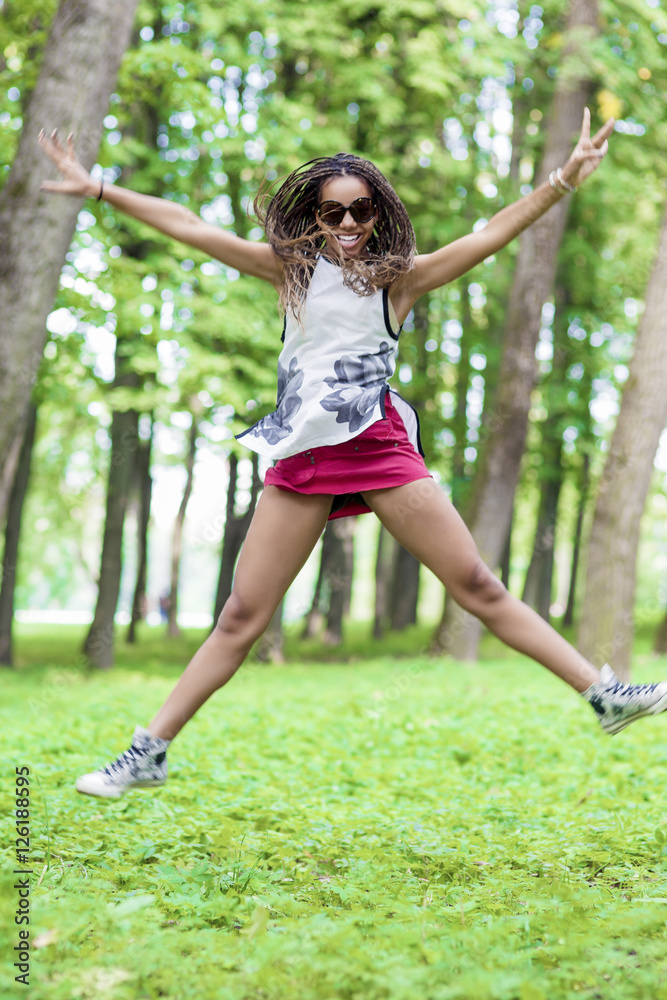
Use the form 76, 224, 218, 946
264, 391, 432, 520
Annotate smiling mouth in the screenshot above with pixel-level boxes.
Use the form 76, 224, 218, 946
335, 234, 363, 250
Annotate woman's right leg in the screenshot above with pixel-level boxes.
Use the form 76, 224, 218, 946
147, 486, 333, 741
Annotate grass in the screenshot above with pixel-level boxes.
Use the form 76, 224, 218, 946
2, 625, 667, 999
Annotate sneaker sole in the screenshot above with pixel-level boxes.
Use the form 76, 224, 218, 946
601, 692, 667, 735
75, 778, 166, 799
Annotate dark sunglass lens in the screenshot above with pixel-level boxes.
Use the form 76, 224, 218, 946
350, 198, 375, 223
318, 201, 345, 224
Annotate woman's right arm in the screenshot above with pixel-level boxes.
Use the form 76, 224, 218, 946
38, 129, 283, 286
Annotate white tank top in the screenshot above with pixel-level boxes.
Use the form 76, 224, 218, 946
237, 257, 402, 460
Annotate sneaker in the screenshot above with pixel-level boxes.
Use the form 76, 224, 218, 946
583, 663, 667, 735
75, 726, 171, 798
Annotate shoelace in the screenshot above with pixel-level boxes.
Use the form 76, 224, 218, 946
606, 679, 658, 697
103, 744, 147, 778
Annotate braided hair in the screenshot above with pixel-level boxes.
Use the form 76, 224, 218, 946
254, 153, 416, 321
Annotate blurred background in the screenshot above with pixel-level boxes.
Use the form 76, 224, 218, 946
1, 0, 666, 674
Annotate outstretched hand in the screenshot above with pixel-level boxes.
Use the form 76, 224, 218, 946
38, 129, 96, 198
561, 108, 615, 189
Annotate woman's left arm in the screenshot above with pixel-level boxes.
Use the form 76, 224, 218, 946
391, 109, 614, 319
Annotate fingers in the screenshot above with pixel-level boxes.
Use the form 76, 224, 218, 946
580, 106, 591, 143
37, 127, 67, 153
591, 117, 615, 147
37, 127, 58, 155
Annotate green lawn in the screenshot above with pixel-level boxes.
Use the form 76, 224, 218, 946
3, 626, 667, 1000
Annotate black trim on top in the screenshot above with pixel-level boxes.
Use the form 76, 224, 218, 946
379, 383, 388, 418
382, 288, 401, 341
280, 315, 287, 344
388, 388, 426, 457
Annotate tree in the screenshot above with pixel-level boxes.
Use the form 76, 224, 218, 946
301, 519, 355, 647
126, 418, 153, 644
432, 0, 599, 659
82, 345, 139, 668
167, 415, 198, 638
213, 454, 261, 624
0, 0, 138, 521
0, 403, 37, 666
578, 204, 667, 680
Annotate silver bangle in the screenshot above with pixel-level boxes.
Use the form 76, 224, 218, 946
548, 170, 563, 193
556, 168, 576, 193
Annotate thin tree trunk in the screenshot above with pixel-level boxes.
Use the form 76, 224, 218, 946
301, 519, 342, 639
389, 544, 420, 630
324, 518, 356, 646
167, 418, 198, 638
500, 515, 512, 589
0, 403, 38, 666
83, 398, 138, 668
522, 441, 564, 622
578, 204, 667, 680
126, 421, 153, 644
256, 601, 285, 663
563, 452, 589, 628
451, 279, 474, 510
213, 453, 261, 623
653, 609, 667, 656
0, 0, 138, 517
301, 539, 328, 639
432, 0, 598, 659
373, 524, 393, 639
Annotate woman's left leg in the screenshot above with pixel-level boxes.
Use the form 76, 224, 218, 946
362, 478, 599, 692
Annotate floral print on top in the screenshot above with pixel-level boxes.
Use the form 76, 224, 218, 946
243, 357, 305, 445
236, 257, 402, 460
320, 342, 393, 433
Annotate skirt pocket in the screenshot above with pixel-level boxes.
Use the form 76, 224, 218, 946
271, 450, 317, 486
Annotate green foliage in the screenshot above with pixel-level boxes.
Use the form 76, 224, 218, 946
3, 630, 667, 998
4, 0, 667, 611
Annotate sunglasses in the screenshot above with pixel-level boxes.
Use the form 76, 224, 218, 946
317, 197, 376, 226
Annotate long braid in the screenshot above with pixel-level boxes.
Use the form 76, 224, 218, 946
254, 154, 416, 321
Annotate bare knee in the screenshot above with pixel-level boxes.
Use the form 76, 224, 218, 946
215, 591, 268, 647
454, 560, 507, 615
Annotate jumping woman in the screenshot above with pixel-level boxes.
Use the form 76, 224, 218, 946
38, 109, 667, 799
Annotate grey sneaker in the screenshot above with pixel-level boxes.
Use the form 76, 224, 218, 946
75, 726, 171, 798
583, 663, 667, 735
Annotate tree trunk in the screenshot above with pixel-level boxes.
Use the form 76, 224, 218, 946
0, 0, 138, 520
0, 403, 38, 666
213, 453, 261, 623
522, 438, 564, 622
432, 0, 598, 659
451, 279, 474, 510
500, 515, 512, 589
301, 538, 328, 639
578, 204, 667, 680
653, 609, 667, 657
389, 544, 420, 630
563, 452, 590, 628
373, 524, 393, 639
301, 519, 340, 639
83, 399, 138, 667
323, 518, 356, 646
167, 418, 198, 638
255, 601, 285, 663
126, 421, 153, 644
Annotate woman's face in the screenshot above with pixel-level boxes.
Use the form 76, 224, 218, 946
315, 174, 376, 260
